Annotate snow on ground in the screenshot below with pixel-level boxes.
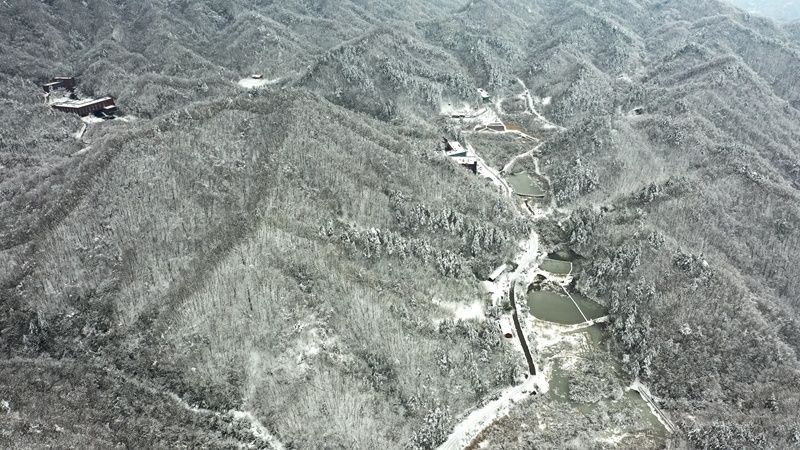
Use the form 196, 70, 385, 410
230, 410, 287, 450
46, 95, 71, 106
115, 115, 137, 123
509, 230, 542, 287
70, 146, 91, 158
516, 78, 565, 131
528, 317, 584, 351
81, 115, 105, 124
441, 101, 502, 129
494, 97, 506, 116
440, 101, 488, 118
73, 123, 88, 140
433, 298, 487, 322
469, 142, 514, 198
437, 376, 538, 450
172, 392, 285, 450
502, 144, 540, 174
437, 90, 589, 449
237, 77, 280, 89
596, 430, 632, 446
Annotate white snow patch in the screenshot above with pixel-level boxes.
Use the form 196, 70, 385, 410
437, 376, 537, 450
73, 123, 88, 140
81, 115, 105, 124
116, 115, 138, 123
596, 430, 631, 445
47, 95, 71, 106
440, 101, 488, 119
433, 298, 486, 322
541, 96, 552, 106
71, 146, 92, 158
237, 77, 280, 89
230, 410, 286, 450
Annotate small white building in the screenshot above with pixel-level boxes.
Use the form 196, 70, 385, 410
499, 317, 515, 339
488, 264, 508, 282
487, 121, 506, 132
445, 140, 468, 157
477, 88, 491, 100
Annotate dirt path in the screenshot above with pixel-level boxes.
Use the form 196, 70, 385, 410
436, 149, 547, 450
515, 78, 566, 132
502, 142, 544, 174
436, 229, 545, 450
118, 367, 285, 450
469, 142, 514, 198
169, 395, 286, 450
437, 377, 539, 450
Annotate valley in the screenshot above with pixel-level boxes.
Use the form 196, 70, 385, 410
2, 0, 800, 448
435, 89, 671, 448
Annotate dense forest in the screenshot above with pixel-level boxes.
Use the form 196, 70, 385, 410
2, 0, 800, 448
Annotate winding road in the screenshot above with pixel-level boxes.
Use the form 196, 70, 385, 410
437, 101, 554, 449
437, 79, 675, 449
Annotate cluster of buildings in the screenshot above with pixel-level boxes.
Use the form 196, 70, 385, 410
443, 139, 478, 174
42, 76, 118, 118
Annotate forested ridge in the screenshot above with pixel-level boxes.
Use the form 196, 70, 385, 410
1, 0, 800, 448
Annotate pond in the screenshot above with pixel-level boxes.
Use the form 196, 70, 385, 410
540, 258, 572, 275
527, 290, 607, 325
506, 172, 545, 198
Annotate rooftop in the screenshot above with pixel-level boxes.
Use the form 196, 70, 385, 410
446, 140, 467, 153
489, 264, 508, 280
53, 96, 114, 108
452, 156, 478, 165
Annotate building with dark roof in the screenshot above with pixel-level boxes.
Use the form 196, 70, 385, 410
42, 77, 76, 93
52, 97, 117, 117
452, 156, 478, 174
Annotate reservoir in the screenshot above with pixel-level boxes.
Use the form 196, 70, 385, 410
527, 290, 606, 325
506, 172, 545, 198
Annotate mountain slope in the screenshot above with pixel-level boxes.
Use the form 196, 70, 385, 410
2, 86, 529, 448
2, 0, 800, 448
